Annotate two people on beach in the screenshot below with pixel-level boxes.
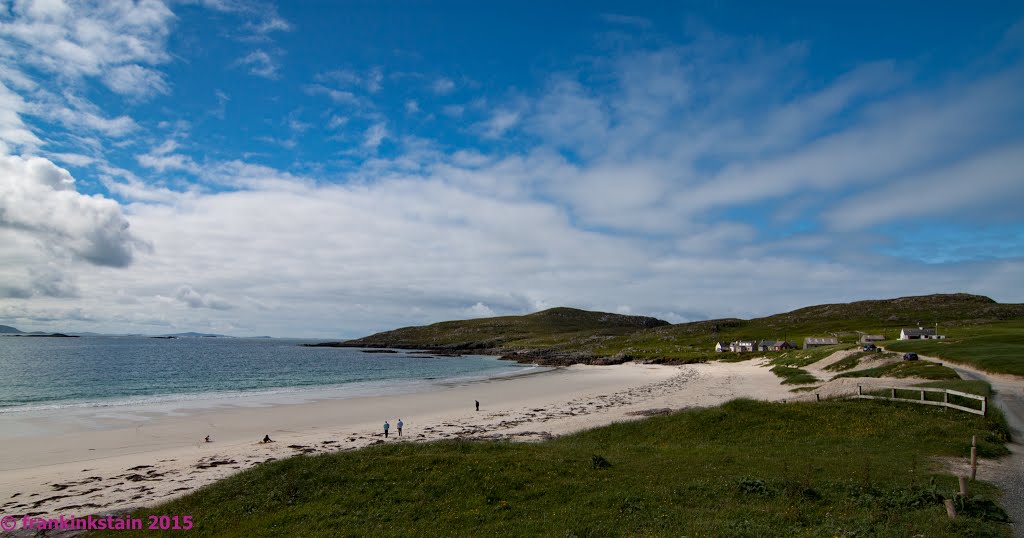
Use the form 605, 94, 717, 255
384, 419, 404, 438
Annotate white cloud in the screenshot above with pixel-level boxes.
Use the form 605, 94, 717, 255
442, 104, 464, 118
304, 84, 372, 108
827, 142, 1024, 230
174, 285, 233, 310
104, 64, 169, 98
432, 77, 455, 94
326, 114, 348, 129
405, 99, 419, 114
479, 109, 520, 139
464, 302, 495, 318
0, 154, 143, 267
0, 80, 41, 152
235, 49, 279, 78
0, 0, 175, 79
365, 67, 383, 93
363, 122, 387, 150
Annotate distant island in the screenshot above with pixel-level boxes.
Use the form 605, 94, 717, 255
0, 325, 79, 337
0, 325, 234, 338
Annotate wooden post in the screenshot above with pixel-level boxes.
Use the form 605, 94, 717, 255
858, 385, 863, 396
816, 393, 820, 402
982, 397, 987, 416
920, 390, 926, 401
970, 436, 978, 481
943, 390, 949, 412
958, 475, 968, 496
944, 499, 957, 519
891, 388, 896, 399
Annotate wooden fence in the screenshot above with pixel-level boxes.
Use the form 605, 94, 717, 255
853, 385, 987, 416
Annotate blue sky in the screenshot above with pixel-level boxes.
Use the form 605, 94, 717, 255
0, 1, 1022, 337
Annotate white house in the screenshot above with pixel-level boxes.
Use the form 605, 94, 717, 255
715, 342, 731, 353
899, 327, 946, 340
859, 334, 885, 344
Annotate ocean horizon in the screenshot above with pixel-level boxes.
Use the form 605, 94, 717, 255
0, 336, 539, 414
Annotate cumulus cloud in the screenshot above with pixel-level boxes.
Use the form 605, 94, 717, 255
464, 302, 496, 318
0, 155, 143, 267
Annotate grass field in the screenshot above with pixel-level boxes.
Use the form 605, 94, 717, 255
861, 380, 999, 418
834, 360, 961, 380
885, 324, 1024, 377
93, 399, 1012, 538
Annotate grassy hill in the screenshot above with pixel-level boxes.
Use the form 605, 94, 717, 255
330, 294, 1024, 373
337, 307, 669, 357
93, 399, 1011, 537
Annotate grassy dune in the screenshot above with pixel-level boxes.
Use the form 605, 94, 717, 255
93, 399, 1011, 537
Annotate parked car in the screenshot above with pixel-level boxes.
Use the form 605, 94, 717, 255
863, 344, 878, 352
902, 352, 918, 361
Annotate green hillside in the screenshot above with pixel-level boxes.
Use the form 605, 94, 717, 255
336, 307, 670, 352
326, 294, 1024, 372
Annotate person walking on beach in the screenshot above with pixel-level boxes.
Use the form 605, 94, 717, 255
397, 419, 403, 437
383, 420, 390, 438
475, 400, 480, 411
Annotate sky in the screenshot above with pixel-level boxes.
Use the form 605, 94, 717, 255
0, 1, 1023, 338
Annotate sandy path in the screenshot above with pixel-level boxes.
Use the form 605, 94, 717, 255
0, 360, 789, 522
919, 355, 1024, 537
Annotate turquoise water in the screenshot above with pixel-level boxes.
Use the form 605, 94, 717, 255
0, 336, 534, 412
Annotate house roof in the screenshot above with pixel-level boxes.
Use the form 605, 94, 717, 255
901, 328, 937, 336
758, 340, 778, 347
861, 334, 884, 340
804, 337, 839, 345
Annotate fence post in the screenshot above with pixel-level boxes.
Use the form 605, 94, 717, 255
944, 499, 957, 519
816, 393, 820, 402
858, 385, 862, 396
982, 397, 987, 416
891, 388, 896, 399
970, 436, 978, 481
920, 390, 926, 401
958, 475, 968, 496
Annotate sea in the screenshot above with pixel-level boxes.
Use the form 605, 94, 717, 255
0, 336, 541, 414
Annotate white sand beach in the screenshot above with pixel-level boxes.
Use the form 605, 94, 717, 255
0, 357, 932, 520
